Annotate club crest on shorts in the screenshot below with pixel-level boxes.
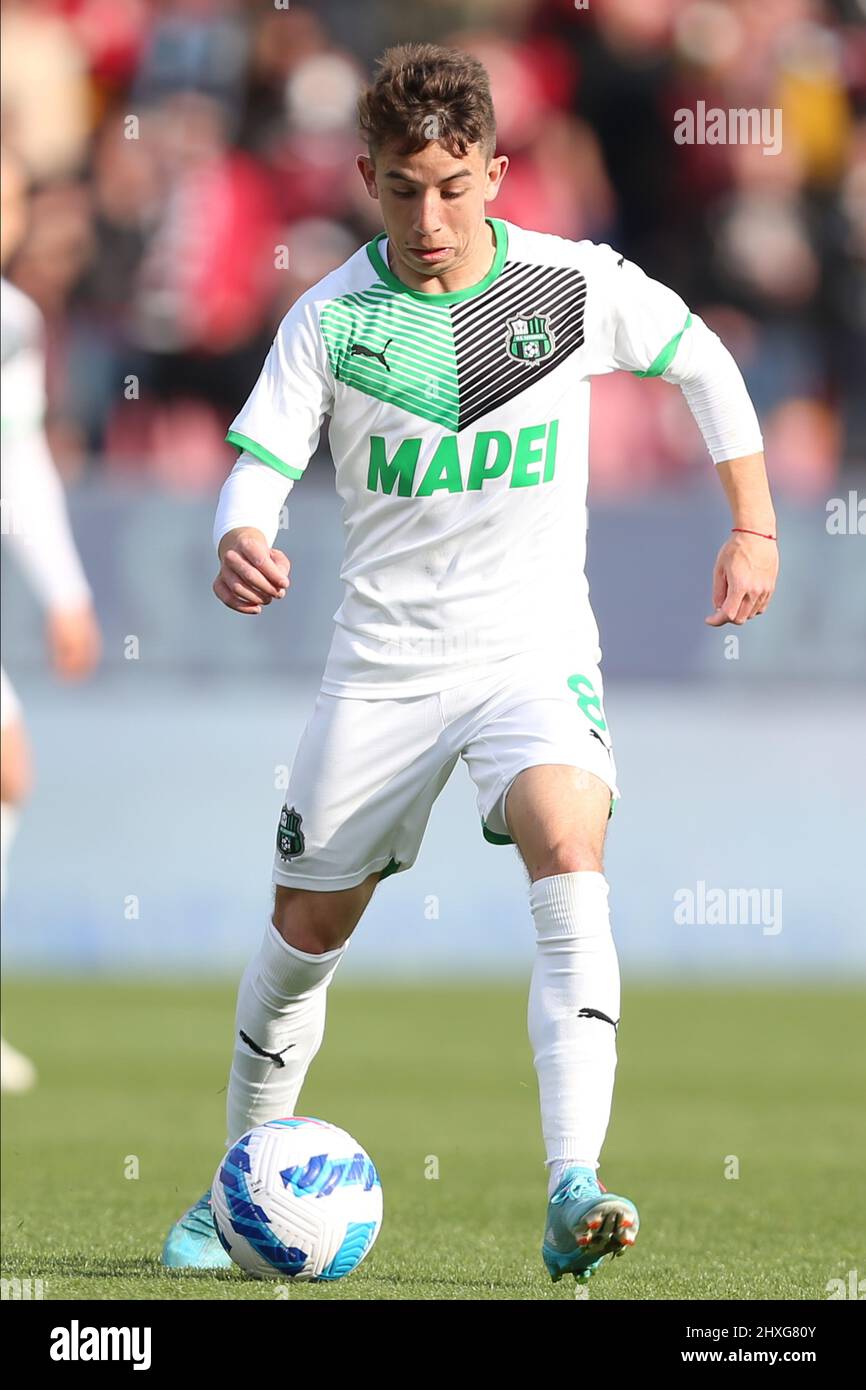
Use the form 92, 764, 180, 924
506, 314, 554, 363
277, 805, 305, 860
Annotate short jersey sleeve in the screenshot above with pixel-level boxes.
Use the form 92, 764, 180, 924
225, 293, 335, 481
581, 242, 694, 380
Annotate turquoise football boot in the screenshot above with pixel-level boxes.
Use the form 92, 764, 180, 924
161, 1189, 232, 1270
542, 1165, 639, 1284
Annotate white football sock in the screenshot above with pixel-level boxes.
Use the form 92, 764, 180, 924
527, 872, 621, 1198
1, 802, 20, 906
226, 917, 348, 1147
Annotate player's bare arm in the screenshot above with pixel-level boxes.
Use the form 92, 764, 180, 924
706, 450, 779, 627
213, 527, 290, 615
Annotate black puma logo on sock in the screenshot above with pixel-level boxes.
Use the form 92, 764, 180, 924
577, 1008, 619, 1033
239, 1030, 296, 1068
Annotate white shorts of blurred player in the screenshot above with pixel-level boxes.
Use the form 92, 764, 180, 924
0, 666, 22, 731
272, 649, 619, 892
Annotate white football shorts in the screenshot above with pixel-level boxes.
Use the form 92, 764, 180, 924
272, 648, 619, 891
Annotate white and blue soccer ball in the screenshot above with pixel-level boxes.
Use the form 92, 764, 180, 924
211, 1117, 383, 1282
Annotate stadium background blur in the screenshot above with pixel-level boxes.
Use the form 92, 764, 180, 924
2, 0, 864, 981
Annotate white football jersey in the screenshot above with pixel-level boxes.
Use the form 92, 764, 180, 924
225, 218, 751, 697
1, 276, 91, 610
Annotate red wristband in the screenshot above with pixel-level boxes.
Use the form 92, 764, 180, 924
732, 527, 776, 541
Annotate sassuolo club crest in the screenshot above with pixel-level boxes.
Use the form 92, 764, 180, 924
506, 313, 554, 363
277, 805, 305, 860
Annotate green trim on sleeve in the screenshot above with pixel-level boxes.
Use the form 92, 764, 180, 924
632, 311, 693, 379
225, 430, 305, 480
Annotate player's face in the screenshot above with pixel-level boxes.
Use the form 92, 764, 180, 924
357, 139, 508, 287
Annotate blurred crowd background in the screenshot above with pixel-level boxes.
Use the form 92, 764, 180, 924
2, 0, 864, 499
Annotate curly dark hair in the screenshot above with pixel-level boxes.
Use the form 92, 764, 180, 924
358, 42, 496, 160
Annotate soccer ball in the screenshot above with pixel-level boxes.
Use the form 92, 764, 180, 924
211, 1117, 383, 1282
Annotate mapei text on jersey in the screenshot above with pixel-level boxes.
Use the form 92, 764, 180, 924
367, 419, 559, 496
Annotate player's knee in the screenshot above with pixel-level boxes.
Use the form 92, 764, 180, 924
272, 889, 346, 953
528, 843, 604, 881
272, 876, 376, 954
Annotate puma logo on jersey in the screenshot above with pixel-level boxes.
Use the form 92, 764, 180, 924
367, 420, 559, 496
349, 338, 392, 370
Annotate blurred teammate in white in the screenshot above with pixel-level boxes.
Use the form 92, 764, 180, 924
164, 45, 779, 1283
1, 147, 101, 1092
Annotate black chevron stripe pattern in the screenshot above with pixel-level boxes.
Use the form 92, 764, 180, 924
451, 261, 587, 431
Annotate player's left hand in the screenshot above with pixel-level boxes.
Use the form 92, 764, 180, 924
705, 532, 778, 626
46, 603, 102, 678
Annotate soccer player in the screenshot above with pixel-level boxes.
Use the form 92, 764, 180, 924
163, 44, 778, 1283
0, 146, 102, 1092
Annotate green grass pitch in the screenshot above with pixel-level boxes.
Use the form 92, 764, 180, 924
2, 979, 863, 1300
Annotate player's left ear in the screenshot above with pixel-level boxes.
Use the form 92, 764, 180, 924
483, 153, 509, 203
356, 153, 379, 201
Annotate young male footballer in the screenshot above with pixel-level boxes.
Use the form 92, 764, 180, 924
163, 43, 778, 1285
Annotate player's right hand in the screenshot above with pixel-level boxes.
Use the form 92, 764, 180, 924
47, 603, 102, 679
213, 528, 290, 614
